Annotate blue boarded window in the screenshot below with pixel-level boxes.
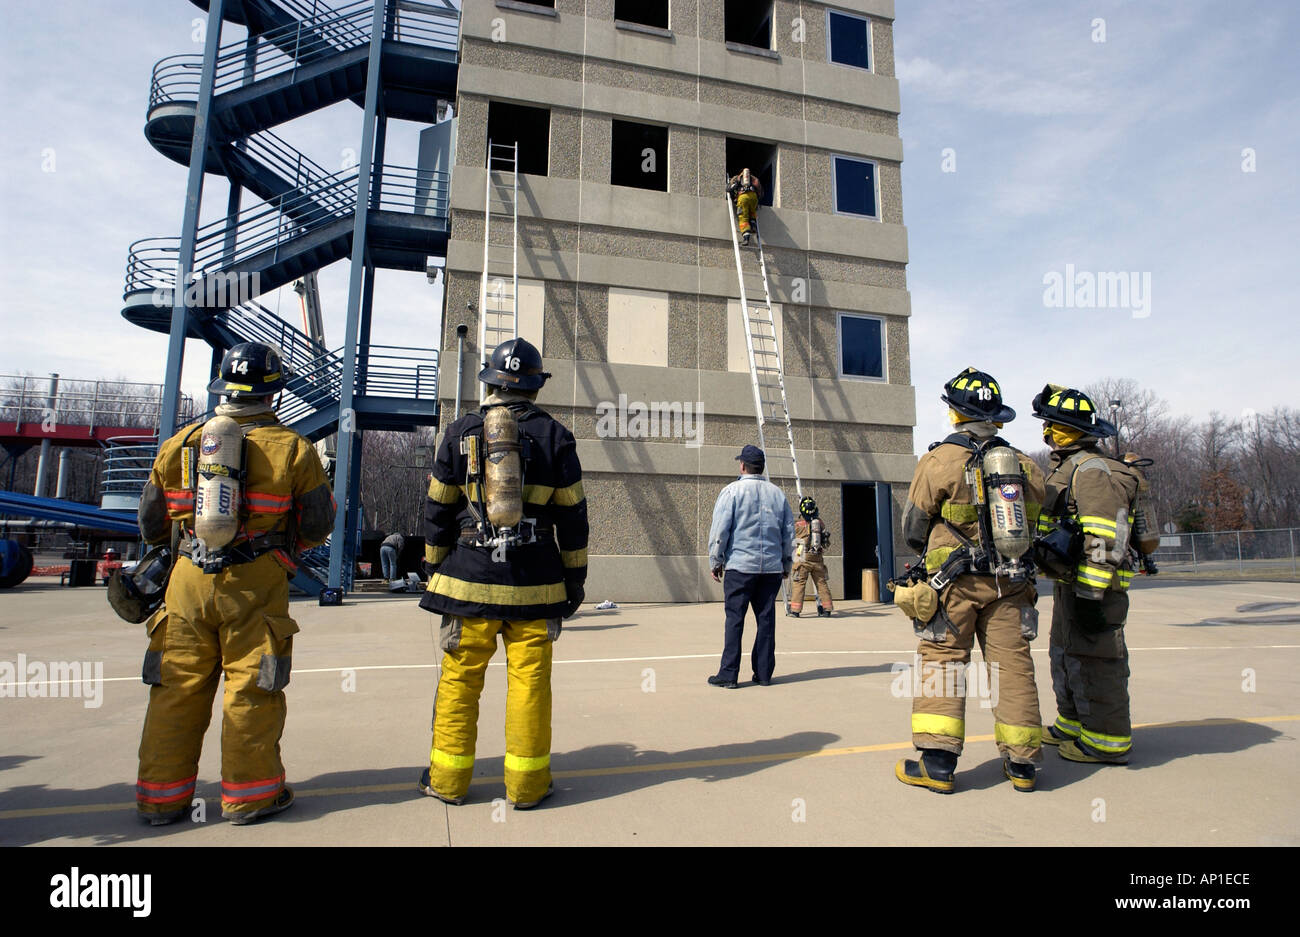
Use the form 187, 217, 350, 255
828, 11, 871, 70
833, 156, 878, 218
839, 314, 884, 380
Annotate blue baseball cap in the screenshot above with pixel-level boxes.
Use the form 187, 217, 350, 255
735, 444, 765, 464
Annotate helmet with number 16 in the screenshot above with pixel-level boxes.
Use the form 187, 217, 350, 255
479, 337, 551, 392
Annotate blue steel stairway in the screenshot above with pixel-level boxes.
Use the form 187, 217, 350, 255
113, 0, 460, 592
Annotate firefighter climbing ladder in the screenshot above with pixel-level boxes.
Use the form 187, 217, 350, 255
726, 190, 803, 500
479, 140, 520, 401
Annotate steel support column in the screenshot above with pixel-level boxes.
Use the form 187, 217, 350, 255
328, 0, 388, 592
159, 0, 227, 441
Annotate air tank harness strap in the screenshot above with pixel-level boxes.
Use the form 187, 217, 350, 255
179, 528, 290, 572
457, 523, 554, 548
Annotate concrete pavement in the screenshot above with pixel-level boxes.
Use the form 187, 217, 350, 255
1, 576, 1297, 846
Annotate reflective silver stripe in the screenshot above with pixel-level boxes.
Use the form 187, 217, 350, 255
136, 779, 196, 799
221, 780, 282, 800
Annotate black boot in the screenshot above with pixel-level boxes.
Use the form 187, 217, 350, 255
895, 749, 958, 794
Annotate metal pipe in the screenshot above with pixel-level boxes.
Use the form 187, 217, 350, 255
454, 323, 467, 421
55, 450, 70, 499
32, 373, 59, 498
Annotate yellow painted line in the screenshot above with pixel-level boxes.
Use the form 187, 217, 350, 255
4, 714, 1298, 822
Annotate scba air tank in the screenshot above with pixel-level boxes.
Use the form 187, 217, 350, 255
483, 406, 523, 529
982, 446, 1033, 561
194, 415, 243, 552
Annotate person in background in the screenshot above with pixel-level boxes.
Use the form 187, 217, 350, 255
707, 445, 795, 688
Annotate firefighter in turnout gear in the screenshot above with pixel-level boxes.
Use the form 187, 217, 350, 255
418, 337, 588, 809
789, 496, 833, 617
134, 342, 336, 825
895, 367, 1046, 793
727, 169, 764, 245
1033, 384, 1139, 765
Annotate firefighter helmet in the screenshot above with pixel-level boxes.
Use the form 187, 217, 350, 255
941, 367, 1016, 423
1030, 384, 1117, 437
207, 342, 286, 399
106, 546, 173, 623
479, 338, 551, 391
799, 496, 819, 519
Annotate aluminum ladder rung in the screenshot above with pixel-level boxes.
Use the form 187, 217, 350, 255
481, 139, 521, 402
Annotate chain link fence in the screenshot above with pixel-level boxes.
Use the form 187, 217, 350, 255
1150, 527, 1299, 580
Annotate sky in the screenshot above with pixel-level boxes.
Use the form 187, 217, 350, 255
1, 1, 1297, 457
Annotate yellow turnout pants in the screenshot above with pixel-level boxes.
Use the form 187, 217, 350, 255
736, 191, 758, 235
910, 575, 1043, 764
136, 553, 297, 820
429, 616, 557, 803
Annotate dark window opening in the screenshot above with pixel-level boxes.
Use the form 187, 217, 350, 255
725, 1, 772, 50
839, 314, 884, 379
486, 101, 550, 176
833, 156, 877, 217
828, 11, 871, 69
725, 137, 776, 207
611, 120, 668, 191
615, 0, 668, 29
512, 0, 555, 7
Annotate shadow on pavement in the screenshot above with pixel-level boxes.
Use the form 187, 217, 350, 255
959, 717, 1288, 793
544, 730, 842, 807
1, 731, 842, 840
768, 663, 897, 685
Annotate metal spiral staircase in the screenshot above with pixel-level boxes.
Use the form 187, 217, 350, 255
108, 0, 460, 593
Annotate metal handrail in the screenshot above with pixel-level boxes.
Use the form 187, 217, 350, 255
124, 164, 448, 298
0, 375, 197, 436
124, 167, 357, 297
100, 436, 160, 501
371, 164, 450, 216
148, 0, 457, 117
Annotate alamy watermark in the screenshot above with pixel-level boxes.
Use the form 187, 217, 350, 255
1043, 264, 1151, 319
890, 656, 999, 709
153, 270, 261, 309
0, 654, 103, 708
595, 393, 704, 449
50, 867, 151, 917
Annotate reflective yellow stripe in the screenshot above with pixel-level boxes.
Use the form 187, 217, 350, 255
503, 752, 550, 773
432, 748, 474, 770
522, 484, 554, 505
427, 574, 567, 606
940, 502, 979, 523
462, 482, 484, 503
1082, 525, 1116, 538
560, 547, 587, 568
911, 713, 965, 740
1054, 716, 1082, 734
427, 476, 461, 504
552, 480, 585, 507
1078, 515, 1117, 531
925, 546, 954, 572
1080, 729, 1131, 752
425, 543, 450, 565
1076, 565, 1113, 587
994, 723, 1043, 748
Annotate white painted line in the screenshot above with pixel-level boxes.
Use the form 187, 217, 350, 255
5, 645, 1299, 690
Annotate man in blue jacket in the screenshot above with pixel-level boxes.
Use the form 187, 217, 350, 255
707, 445, 795, 688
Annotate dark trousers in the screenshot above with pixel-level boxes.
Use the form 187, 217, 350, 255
719, 570, 783, 682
